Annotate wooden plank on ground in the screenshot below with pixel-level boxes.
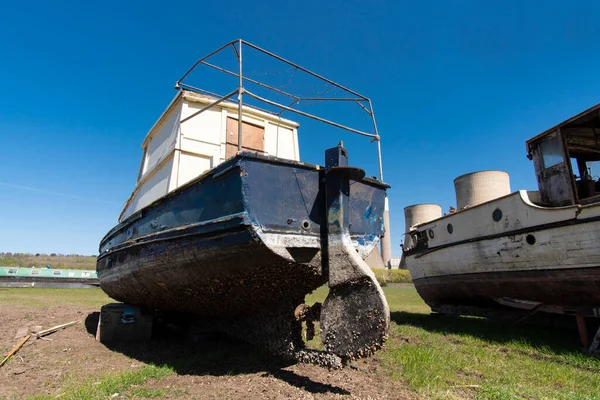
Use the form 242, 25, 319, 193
0, 334, 31, 367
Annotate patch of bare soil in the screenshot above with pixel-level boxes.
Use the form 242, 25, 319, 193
139, 361, 417, 400
0, 304, 135, 399
0, 304, 418, 399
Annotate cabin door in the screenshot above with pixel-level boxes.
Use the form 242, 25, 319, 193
225, 117, 265, 159
530, 129, 575, 206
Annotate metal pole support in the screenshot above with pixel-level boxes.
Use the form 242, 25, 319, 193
237, 39, 243, 152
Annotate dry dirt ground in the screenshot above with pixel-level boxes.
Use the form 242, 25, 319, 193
0, 302, 417, 399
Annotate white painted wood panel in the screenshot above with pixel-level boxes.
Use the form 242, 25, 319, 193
178, 152, 212, 187
276, 125, 295, 160
142, 106, 180, 177
407, 220, 600, 280
264, 123, 299, 160
405, 189, 600, 280
179, 137, 221, 161
412, 191, 581, 249
123, 156, 174, 221
180, 104, 222, 145
120, 90, 301, 222
264, 121, 277, 156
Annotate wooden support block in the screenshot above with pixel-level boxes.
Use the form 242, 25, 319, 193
575, 314, 589, 349
96, 303, 153, 343
588, 324, 600, 355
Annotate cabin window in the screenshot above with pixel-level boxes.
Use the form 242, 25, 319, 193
31, 269, 40, 275
7, 268, 17, 274
570, 158, 580, 177
583, 161, 600, 180
539, 134, 563, 169
570, 158, 600, 200
53, 270, 62, 276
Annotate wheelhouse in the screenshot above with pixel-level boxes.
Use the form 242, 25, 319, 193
527, 103, 600, 206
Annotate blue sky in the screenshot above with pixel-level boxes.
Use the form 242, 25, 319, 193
1, 0, 599, 256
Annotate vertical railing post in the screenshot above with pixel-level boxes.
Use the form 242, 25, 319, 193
237, 39, 243, 152
368, 100, 391, 268
368, 100, 384, 182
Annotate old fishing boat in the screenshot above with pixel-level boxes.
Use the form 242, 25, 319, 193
97, 40, 390, 366
403, 103, 600, 321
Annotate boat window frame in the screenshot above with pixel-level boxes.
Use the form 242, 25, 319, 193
528, 128, 577, 206
538, 133, 564, 169
527, 104, 600, 206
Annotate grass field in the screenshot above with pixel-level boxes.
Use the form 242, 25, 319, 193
0, 253, 96, 270
372, 268, 412, 285
0, 287, 110, 308
379, 288, 600, 400
2, 286, 599, 399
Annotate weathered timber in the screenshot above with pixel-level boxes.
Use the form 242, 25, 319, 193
0, 335, 31, 368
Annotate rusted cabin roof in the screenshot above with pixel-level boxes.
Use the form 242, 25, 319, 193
526, 102, 600, 154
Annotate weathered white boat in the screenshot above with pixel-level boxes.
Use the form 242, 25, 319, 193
403, 103, 600, 316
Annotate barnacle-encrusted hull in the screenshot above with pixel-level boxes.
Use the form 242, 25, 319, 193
97, 152, 389, 360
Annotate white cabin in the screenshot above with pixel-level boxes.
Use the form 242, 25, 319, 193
119, 90, 300, 222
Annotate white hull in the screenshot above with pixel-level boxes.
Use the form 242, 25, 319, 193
404, 191, 600, 307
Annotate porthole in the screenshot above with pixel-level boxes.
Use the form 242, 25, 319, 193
428, 229, 435, 239
301, 219, 311, 231
447, 223, 453, 234
492, 208, 503, 222
526, 234, 536, 245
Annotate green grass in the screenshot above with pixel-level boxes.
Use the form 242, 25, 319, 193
305, 285, 329, 305
372, 268, 413, 285
305, 285, 600, 400
3, 285, 600, 399
29, 365, 174, 400
127, 387, 168, 398
0, 288, 112, 308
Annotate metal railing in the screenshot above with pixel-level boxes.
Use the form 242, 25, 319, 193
175, 39, 385, 181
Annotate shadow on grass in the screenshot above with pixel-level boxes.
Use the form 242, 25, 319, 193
390, 310, 588, 355
85, 312, 350, 396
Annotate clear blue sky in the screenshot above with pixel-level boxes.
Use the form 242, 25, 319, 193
1, 0, 599, 256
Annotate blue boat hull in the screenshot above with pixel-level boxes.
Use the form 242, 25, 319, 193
97, 153, 388, 355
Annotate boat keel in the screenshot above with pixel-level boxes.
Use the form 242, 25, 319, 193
319, 143, 390, 361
